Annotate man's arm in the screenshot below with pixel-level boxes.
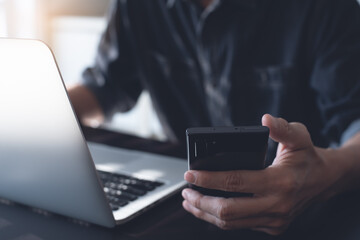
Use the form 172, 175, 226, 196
67, 84, 105, 127
182, 114, 360, 235
70, 0, 143, 126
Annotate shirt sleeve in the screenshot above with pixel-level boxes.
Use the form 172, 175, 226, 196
82, 0, 143, 118
340, 119, 360, 145
309, 0, 360, 143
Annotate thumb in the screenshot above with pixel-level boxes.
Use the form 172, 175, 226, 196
262, 114, 312, 150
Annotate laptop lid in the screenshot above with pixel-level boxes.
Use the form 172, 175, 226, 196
0, 38, 115, 227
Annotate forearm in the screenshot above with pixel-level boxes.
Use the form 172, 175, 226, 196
318, 132, 360, 199
66, 84, 105, 127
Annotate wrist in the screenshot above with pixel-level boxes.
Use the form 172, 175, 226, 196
316, 145, 360, 199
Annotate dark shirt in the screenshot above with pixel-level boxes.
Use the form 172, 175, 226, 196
83, 0, 360, 162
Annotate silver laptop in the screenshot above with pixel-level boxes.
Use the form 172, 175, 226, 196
0, 38, 187, 227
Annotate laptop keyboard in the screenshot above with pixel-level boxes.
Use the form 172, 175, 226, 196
97, 170, 164, 211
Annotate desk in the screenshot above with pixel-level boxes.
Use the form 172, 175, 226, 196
1, 126, 360, 240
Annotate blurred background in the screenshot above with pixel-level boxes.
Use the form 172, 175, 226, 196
2, 0, 360, 141
0, 0, 166, 141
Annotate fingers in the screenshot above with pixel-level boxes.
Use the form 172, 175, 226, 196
182, 199, 289, 232
184, 169, 271, 194
262, 114, 312, 150
182, 189, 226, 217
182, 188, 273, 220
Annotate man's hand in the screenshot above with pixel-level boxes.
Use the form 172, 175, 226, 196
67, 84, 105, 127
182, 114, 344, 235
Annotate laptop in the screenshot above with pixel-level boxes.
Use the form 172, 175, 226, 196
0, 38, 187, 227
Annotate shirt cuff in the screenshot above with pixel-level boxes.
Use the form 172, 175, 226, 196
81, 67, 117, 119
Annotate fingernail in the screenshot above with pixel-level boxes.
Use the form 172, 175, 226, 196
185, 171, 196, 184
269, 114, 279, 129
182, 189, 189, 199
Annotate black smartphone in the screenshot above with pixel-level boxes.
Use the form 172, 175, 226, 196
186, 126, 269, 198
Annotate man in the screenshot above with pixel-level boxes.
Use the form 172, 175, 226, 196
68, 0, 360, 235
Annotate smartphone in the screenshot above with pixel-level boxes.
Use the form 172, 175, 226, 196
186, 126, 269, 198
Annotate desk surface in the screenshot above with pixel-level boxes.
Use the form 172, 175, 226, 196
1, 126, 360, 240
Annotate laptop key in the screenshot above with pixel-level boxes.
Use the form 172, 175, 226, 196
118, 191, 138, 201
115, 184, 146, 196
107, 189, 138, 201
105, 182, 147, 196
109, 197, 128, 207
114, 178, 157, 191
130, 183, 156, 191
98, 170, 164, 196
